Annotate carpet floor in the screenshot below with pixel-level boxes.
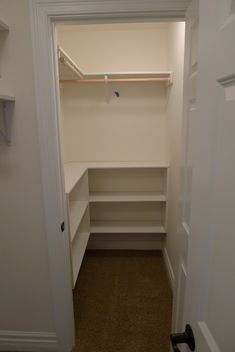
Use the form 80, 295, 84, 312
73, 250, 172, 352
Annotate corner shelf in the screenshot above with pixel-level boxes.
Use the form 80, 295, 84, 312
64, 162, 169, 282
58, 46, 173, 85
64, 163, 87, 194
0, 95, 15, 145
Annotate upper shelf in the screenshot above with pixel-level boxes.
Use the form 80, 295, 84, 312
0, 19, 9, 32
0, 95, 15, 102
64, 161, 169, 195
58, 46, 173, 85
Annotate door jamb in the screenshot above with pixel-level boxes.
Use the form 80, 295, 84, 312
29, 1, 186, 350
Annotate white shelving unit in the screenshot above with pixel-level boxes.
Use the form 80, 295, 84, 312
64, 161, 169, 270
64, 165, 90, 287
58, 46, 173, 85
71, 207, 90, 285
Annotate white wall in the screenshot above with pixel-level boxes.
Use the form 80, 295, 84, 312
58, 23, 169, 162
0, 0, 54, 334
57, 23, 169, 73
60, 82, 168, 162
165, 22, 185, 283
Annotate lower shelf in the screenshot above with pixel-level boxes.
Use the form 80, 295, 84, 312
90, 220, 166, 234
89, 191, 166, 202
69, 201, 88, 241
71, 231, 90, 287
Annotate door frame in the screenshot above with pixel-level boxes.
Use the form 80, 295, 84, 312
29, 1, 187, 350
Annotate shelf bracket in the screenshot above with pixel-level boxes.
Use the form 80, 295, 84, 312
0, 100, 14, 145
165, 72, 174, 87
104, 75, 109, 103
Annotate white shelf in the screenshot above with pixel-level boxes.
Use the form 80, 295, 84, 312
64, 163, 87, 194
86, 161, 169, 169
64, 161, 169, 194
65, 161, 169, 171
58, 46, 173, 84
90, 220, 166, 234
89, 191, 166, 202
86, 71, 172, 80
69, 201, 88, 241
0, 19, 9, 32
0, 95, 15, 102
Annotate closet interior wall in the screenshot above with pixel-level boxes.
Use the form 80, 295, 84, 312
57, 23, 169, 163
56, 22, 185, 282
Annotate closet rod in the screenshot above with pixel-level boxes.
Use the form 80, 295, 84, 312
60, 77, 170, 83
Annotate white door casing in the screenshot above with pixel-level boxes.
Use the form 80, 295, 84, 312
29, 1, 190, 351
30, 1, 235, 351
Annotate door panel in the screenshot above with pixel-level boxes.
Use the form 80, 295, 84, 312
175, 261, 187, 331
205, 5, 235, 348
174, 0, 235, 351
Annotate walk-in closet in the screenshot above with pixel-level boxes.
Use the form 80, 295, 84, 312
55, 21, 185, 351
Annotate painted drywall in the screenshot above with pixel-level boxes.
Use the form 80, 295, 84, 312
165, 22, 185, 282
57, 23, 169, 73
0, 0, 54, 333
58, 23, 169, 162
60, 83, 168, 162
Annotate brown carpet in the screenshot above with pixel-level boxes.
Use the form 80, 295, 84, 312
73, 250, 172, 352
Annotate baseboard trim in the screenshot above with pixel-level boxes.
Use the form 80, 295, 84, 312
0, 331, 57, 351
88, 234, 164, 250
163, 247, 175, 291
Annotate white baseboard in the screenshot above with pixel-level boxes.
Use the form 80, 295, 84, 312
163, 247, 175, 291
88, 234, 164, 250
0, 331, 57, 351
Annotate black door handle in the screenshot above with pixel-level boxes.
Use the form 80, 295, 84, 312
170, 324, 195, 352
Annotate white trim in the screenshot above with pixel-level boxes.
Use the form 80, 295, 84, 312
182, 221, 190, 236
198, 322, 221, 352
0, 331, 57, 352
163, 247, 175, 291
29, 1, 186, 351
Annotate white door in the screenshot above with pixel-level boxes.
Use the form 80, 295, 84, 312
172, 0, 199, 335
173, 0, 235, 351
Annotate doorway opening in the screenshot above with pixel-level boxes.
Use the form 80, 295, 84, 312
53, 20, 185, 351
